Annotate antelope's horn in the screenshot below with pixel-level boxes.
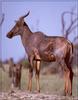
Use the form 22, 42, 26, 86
20, 11, 30, 19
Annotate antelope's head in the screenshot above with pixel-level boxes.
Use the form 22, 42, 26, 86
6, 11, 30, 38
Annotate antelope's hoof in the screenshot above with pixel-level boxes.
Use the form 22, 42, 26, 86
68, 92, 72, 96
27, 88, 32, 92
34, 90, 40, 93
8, 90, 15, 95
61, 91, 66, 96
62, 91, 72, 96
38, 90, 40, 93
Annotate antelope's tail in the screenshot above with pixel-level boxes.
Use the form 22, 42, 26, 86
69, 42, 74, 65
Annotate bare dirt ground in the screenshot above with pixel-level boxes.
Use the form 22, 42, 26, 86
0, 90, 78, 100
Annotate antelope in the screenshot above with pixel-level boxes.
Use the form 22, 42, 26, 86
9, 58, 22, 89
7, 11, 73, 95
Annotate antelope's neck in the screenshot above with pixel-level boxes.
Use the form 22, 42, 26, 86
20, 26, 32, 51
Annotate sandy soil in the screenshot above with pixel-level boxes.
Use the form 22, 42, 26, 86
0, 90, 78, 100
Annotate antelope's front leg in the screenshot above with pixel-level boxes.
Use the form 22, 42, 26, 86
28, 56, 34, 91
28, 67, 33, 91
35, 60, 41, 92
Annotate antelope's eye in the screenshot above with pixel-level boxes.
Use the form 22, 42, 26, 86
23, 22, 26, 26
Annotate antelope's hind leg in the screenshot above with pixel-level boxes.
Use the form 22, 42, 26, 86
63, 63, 73, 96
64, 69, 70, 96
59, 60, 71, 96
67, 64, 73, 96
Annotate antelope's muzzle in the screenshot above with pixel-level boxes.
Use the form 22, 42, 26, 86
6, 32, 13, 38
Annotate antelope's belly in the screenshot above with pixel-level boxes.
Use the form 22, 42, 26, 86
40, 52, 56, 62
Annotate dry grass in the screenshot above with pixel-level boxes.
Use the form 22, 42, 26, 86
0, 67, 78, 97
